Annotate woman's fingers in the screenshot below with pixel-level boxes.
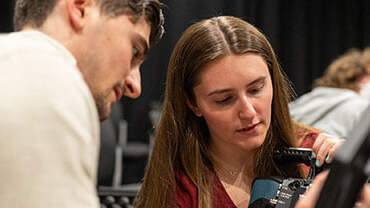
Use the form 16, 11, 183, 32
312, 133, 345, 167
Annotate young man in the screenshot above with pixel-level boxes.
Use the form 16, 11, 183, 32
0, 0, 163, 207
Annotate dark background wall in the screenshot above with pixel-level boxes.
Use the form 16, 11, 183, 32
2, 0, 370, 183
0, 1, 15, 33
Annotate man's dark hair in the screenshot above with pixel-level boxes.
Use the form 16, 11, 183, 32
13, 0, 57, 32
13, 0, 164, 44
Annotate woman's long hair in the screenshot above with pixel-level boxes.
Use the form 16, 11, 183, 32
135, 16, 301, 208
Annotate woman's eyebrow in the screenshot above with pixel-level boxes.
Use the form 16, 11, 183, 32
207, 88, 233, 97
206, 76, 266, 97
247, 76, 266, 87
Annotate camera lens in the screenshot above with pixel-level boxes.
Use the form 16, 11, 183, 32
288, 180, 302, 191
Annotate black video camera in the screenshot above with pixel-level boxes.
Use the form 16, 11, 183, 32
249, 177, 312, 208
249, 147, 326, 208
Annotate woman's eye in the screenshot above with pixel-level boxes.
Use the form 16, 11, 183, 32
250, 84, 264, 94
216, 97, 232, 105
250, 88, 261, 94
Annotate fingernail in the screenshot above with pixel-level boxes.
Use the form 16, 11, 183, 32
315, 159, 320, 167
311, 152, 316, 158
325, 155, 330, 162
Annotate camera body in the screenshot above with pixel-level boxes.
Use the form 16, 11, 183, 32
249, 147, 321, 208
274, 178, 311, 207
249, 177, 312, 208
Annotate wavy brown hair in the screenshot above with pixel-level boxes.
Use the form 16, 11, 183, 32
135, 16, 302, 208
361, 47, 370, 74
313, 48, 368, 91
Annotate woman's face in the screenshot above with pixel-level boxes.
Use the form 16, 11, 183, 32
189, 54, 273, 153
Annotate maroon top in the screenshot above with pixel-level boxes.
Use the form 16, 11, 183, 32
299, 132, 318, 149
299, 132, 319, 176
174, 168, 237, 208
174, 132, 320, 207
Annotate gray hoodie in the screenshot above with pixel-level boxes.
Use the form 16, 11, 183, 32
289, 87, 370, 139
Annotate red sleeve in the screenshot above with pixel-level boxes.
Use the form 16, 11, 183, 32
299, 132, 319, 149
174, 169, 198, 208
299, 132, 319, 177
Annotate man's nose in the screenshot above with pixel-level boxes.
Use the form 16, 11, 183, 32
123, 68, 141, 99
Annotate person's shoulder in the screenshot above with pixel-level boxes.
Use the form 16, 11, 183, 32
338, 95, 369, 111
312, 87, 367, 110
289, 87, 329, 109
0, 31, 97, 124
174, 168, 198, 208
174, 168, 197, 197
0, 31, 45, 52
0, 30, 75, 64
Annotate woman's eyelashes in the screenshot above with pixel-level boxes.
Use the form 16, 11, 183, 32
214, 84, 264, 105
249, 83, 264, 95
215, 96, 233, 105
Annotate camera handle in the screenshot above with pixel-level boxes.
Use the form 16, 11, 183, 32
273, 147, 328, 180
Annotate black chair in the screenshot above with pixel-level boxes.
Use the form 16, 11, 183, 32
97, 103, 150, 207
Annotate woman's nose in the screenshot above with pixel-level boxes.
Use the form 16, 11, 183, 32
238, 97, 257, 119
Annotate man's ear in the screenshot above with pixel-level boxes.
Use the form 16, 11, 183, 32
66, 0, 91, 31
186, 96, 202, 117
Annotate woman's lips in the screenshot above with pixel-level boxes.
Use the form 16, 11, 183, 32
236, 123, 259, 134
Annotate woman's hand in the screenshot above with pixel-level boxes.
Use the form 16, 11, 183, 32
311, 133, 345, 167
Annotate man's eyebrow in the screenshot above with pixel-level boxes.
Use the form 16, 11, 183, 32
206, 76, 267, 97
137, 35, 149, 58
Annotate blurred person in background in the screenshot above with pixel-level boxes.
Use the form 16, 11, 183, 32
290, 48, 370, 139
359, 47, 370, 100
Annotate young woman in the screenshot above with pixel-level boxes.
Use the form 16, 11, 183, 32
135, 16, 344, 208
